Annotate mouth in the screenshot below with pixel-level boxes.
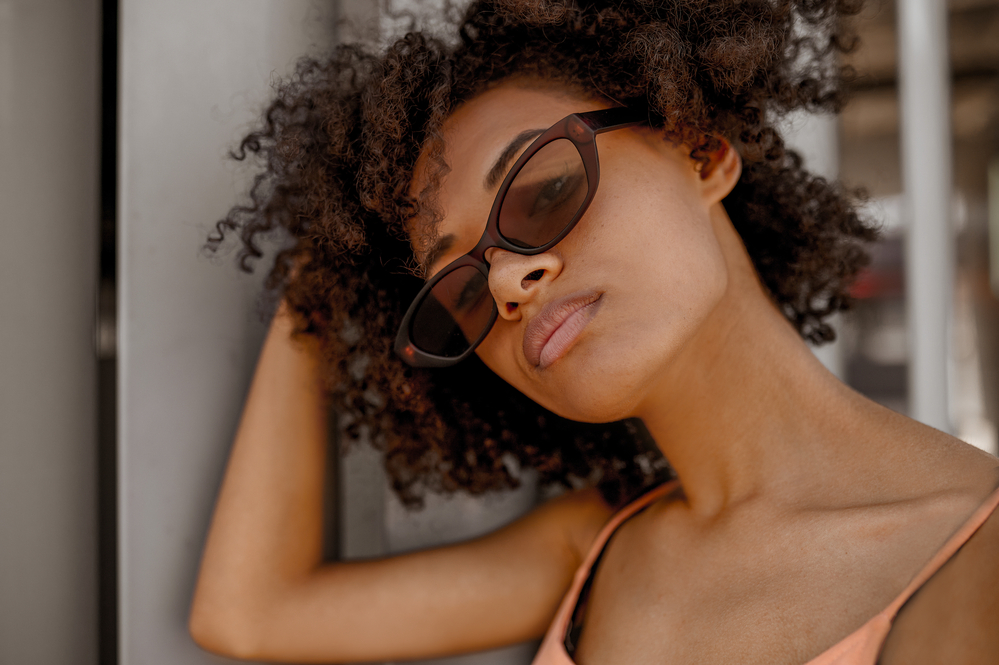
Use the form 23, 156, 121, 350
523, 291, 603, 369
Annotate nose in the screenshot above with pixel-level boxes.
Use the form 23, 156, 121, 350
485, 247, 563, 321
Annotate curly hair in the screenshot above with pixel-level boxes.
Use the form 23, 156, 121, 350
208, 0, 876, 508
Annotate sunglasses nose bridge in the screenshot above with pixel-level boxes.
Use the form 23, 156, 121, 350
468, 223, 506, 267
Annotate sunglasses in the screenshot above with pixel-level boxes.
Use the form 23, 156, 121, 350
395, 106, 646, 368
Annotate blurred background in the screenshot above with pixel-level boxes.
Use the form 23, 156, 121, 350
0, 0, 996, 664
836, 0, 999, 453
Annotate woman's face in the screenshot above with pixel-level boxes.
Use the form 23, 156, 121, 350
413, 81, 738, 423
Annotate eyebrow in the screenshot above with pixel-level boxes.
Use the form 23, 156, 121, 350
422, 233, 456, 275
484, 128, 546, 190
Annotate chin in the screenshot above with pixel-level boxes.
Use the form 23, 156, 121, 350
536, 386, 643, 425
527, 349, 651, 424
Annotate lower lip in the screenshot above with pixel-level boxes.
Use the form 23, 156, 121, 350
538, 298, 603, 369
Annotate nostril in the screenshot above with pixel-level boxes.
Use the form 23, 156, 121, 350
524, 269, 545, 282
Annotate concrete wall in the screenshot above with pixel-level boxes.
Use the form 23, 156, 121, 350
116, 2, 335, 662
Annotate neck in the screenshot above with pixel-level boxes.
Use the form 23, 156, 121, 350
634, 208, 885, 517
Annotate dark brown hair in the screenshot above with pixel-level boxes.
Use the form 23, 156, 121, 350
209, 0, 876, 508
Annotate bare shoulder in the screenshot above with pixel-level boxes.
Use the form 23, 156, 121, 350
879, 461, 999, 665
539, 486, 616, 562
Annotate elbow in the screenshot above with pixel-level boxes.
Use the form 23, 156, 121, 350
189, 592, 267, 660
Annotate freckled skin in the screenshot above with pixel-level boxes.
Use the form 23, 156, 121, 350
423, 83, 729, 423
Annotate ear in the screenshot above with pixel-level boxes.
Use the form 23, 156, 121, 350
698, 139, 742, 205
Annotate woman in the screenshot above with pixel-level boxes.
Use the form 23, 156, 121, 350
190, 1, 999, 663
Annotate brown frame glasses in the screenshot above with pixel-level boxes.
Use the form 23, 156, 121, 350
396, 106, 646, 368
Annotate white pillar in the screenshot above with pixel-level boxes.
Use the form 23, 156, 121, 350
782, 110, 844, 379
117, 3, 336, 662
898, 0, 953, 432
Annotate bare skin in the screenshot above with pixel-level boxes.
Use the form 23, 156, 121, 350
188, 307, 612, 662
190, 81, 999, 664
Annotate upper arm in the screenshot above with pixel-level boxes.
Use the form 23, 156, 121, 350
194, 487, 612, 663
879, 503, 999, 665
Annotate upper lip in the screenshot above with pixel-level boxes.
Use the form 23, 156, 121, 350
522, 290, 603, 368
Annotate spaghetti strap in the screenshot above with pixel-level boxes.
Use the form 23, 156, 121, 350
805, 481, 999, 665
573, 482, 677, 583
531, 480, 999, 665
882, 482, 999, 619
530, 481, 678, 665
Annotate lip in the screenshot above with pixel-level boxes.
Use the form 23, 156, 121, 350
523, 291, 603, 369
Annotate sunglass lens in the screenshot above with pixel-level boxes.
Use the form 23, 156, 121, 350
410, 265, 494, 358
498, 139, 588, 248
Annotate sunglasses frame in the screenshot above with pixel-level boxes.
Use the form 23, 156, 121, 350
395, 106, 647, 368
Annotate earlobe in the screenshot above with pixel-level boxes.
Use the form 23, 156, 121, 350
699, 139, 742, 204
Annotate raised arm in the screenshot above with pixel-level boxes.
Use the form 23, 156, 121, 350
189, 305, 613, 663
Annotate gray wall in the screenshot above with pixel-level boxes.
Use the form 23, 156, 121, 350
0, 0, 101, 663
116, 2, 541, 663
116, 2, 336, 662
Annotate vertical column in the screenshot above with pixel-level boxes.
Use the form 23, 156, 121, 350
0, 1, 100, 663
989, 158, 999, 299
898, 0, 953, 432
782, 110, 844, 379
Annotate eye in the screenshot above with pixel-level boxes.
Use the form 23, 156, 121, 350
528, 169, 586, 217
454, 276, 488, 310
436, 268, 488, 313
496, 138, 588, 248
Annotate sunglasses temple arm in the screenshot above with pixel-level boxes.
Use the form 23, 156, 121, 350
579, 107, 648, 133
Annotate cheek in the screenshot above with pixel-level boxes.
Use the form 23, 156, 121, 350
471, 156, 730, 422
638, 158, 726, 289
654, 200, 729, 317
591, 163, 728, 307
542, 189, 728, 420
631, 205, 729, 366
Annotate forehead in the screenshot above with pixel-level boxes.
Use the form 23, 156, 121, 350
447, 83, 591, 150
441, 82, 603, 180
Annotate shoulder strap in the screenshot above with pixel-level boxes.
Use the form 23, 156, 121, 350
562, 481, 678, 654
884, 482, 999, 619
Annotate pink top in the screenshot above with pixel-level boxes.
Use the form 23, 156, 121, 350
531, 480, 999, 665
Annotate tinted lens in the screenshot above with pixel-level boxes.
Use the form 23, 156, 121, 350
410, 265, 494, 357
498, 139, 588, 248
